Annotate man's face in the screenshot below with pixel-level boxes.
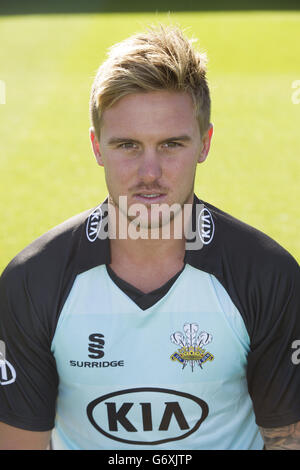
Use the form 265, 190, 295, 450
90, 90, 212, 228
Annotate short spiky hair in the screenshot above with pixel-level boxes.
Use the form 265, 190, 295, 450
90, 24, 211, 141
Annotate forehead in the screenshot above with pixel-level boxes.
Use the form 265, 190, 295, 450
100, 91, 199, 140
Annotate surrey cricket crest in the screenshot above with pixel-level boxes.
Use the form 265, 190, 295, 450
170, 323, 214, 371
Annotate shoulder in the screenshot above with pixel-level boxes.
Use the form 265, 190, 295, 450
0, 206, 101, 336
203, 200, 299, 280
193, 199, 300, 341
1, 208, 92, 286
0, 204, 111, 340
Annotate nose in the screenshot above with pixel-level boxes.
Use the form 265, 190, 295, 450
137, 148, 162, 184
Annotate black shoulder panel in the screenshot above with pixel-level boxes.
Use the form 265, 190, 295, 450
1, 209, 92, 341
0, 207, 96, 430
186, 199, 300, 427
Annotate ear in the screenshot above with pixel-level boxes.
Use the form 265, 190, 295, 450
90, 127, 104, 166
198, 123, 213, 163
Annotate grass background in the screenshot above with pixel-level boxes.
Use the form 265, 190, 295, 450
0, 4, 299, 272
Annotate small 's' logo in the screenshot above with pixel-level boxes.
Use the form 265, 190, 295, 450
86, 206, 102, 242
88, 333, 105, 359
198, 207, 214, 245
0, 340, 16, 385
170, 323, 214, 371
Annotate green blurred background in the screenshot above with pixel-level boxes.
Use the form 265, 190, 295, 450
0, 1, 299, 272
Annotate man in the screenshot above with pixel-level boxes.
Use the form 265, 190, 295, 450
0, 25, 299, 450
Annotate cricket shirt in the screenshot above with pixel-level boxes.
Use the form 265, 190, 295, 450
0, 195, 299, 450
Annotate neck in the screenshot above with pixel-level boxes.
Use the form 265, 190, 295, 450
107, 194, 194, 267
110, 235, 186, 269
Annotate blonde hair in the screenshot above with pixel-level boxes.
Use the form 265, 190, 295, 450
90, 24, 211, 140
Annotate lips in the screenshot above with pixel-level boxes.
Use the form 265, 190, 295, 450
133, 192, 166, 203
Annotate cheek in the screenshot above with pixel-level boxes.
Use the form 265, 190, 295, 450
163, 155, 197, 181
104, 158, 136, 188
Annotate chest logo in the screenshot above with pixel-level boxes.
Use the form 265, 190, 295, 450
87, 387, 208, 445
170, 323, 214, 371
88, 333, 105, 359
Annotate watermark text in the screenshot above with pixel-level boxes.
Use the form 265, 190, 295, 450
86, 198, 215, 251
291, 80, 300, 104
291, 340, 300, 365
0, 80, 5, 104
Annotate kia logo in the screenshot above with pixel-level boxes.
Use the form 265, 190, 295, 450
87, 387, 208, 445
86, 207, 102, 242
198, 207, 214, 245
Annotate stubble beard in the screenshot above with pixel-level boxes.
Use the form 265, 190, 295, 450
108, 185, 195, 239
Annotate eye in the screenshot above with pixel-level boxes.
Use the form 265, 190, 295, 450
118, 142, 138, 150
162, 141, 183, 149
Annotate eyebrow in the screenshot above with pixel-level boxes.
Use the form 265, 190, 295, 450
107, 137, 138, 146
107, 135, 192, 146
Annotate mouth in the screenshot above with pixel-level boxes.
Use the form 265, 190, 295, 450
133, 192, 167, 204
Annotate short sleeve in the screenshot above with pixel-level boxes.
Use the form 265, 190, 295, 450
183, 197, 300, 429
246, 254, 300, 427
0, 260, 58, 431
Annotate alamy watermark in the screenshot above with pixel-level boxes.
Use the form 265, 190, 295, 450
291, 80, 300, 104
291, 340, 300, 365
0, 80, 5, 104
86, 198, 215, 251
0, 340, 5, 365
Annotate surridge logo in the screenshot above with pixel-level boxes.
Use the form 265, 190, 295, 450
86, 206, 102, 242
0, 340, 16, 386
170, 323, 214, 371
88, 333, 105, 359
69, 333, 125, 368
87, 387, 209, 445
